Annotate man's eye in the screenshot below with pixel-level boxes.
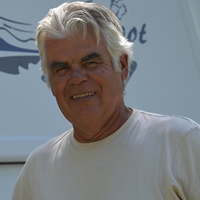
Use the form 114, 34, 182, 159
53, 63, 70, 72
56, 66, 69, 72
85, 61, 97, 66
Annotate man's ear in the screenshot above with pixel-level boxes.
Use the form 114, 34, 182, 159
119, 54, 129, 80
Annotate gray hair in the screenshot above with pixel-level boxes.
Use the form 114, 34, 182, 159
36, 1, 133, 87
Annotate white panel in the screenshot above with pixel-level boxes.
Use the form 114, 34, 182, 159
0, 0, 200, 160
0, 137, 50, 162
0, 165, 23, 200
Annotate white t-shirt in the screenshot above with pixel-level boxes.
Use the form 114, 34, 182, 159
12, 109, 200, 200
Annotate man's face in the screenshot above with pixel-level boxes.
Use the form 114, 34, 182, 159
45, 31, 128, 127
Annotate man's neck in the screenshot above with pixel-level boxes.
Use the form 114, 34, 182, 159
73, 106, 132, 143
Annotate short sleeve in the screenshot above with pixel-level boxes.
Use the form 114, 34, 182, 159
170, 126, 200, 199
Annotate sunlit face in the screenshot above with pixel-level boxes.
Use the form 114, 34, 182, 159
45, 31, 128, 127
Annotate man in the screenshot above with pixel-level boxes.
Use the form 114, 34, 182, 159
12, 2, 200, 200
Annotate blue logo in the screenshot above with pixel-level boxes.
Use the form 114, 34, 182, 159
0, 16, 40, 75
0, 0, 147, 83
110, 0, 141, 80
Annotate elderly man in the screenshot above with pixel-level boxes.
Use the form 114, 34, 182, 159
12, 2, 200, 200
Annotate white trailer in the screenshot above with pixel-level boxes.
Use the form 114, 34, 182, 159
0, 0, 199, 199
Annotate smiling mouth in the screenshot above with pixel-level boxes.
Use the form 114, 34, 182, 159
72, 92, 96, 100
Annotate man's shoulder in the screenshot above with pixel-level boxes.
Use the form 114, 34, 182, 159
136, 109, 200, 137
131, 110, 200, 156
25, 129, 72, 164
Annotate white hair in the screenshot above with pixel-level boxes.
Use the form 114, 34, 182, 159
36, 1, 133, 87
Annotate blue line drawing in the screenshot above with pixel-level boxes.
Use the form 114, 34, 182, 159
3, 23, 33, 33
110, 0, 127, 20
0, 1, 137, 83
0, 56, 40, 74
0, 16, 37, 52
0, 38, 38, 53
129, 61, 137, 81
0, 16, 31, 25
0, 16, 39, 75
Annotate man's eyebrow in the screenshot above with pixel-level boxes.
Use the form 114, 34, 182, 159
49, 53, 101, 69
50, 61, 70, 69
81, 53, 101, 62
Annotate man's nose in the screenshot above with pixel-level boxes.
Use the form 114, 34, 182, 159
69, 65, 88, 84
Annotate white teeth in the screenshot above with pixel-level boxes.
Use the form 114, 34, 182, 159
72, 92, 95, 99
